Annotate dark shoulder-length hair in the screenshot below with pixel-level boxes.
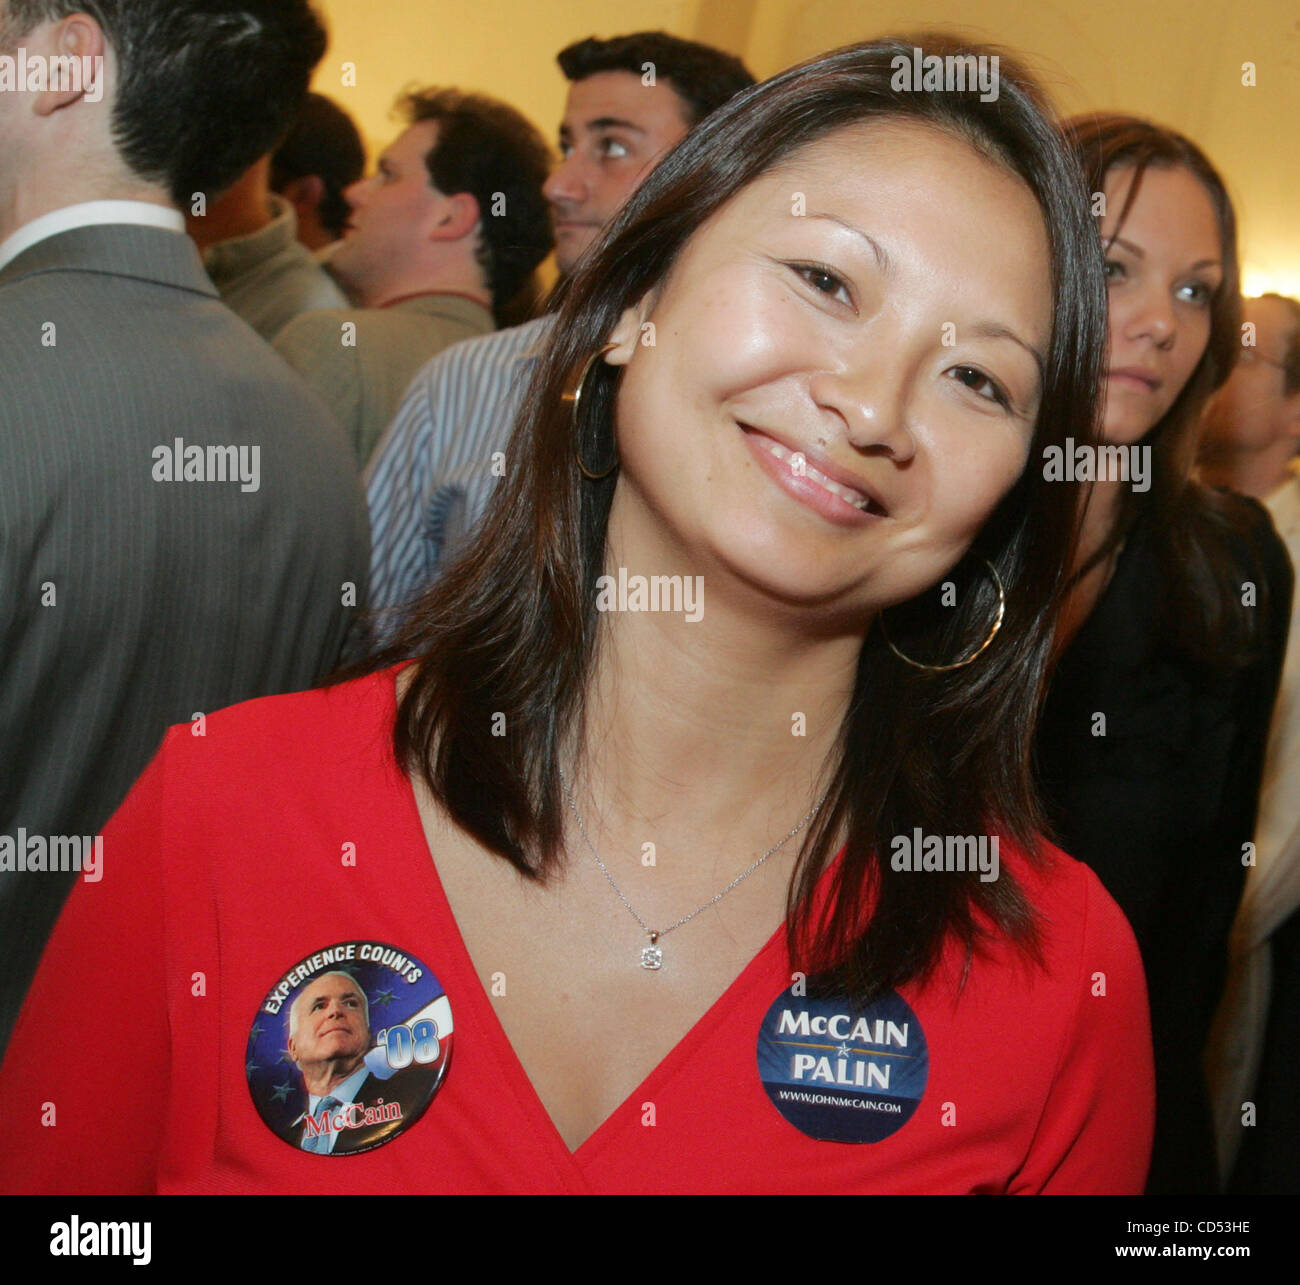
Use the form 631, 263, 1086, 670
372, 34, 1108, 1005
1063, 114, 1271, 668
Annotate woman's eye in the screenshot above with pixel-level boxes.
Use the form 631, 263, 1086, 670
1103, 259, 1127, 283
792, 263, 853, 307
950, 365, 1012, 410
1177, 280, 1214, 306
599, 137, 630, 159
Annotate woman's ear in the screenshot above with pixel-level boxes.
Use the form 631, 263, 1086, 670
603, 287, 660, 367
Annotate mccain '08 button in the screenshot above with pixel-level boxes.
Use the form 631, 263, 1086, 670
247, 940, 453, 1155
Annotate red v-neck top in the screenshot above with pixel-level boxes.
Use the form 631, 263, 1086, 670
0, 668, 1153, 1193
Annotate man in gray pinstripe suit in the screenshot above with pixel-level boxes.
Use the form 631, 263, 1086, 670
0, 1, 369, 1055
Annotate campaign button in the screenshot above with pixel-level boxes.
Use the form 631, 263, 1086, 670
757, 985, 928, 1142
246, 940, 453, 1156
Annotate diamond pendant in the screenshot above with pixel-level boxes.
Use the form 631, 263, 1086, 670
640, 932, 663, 970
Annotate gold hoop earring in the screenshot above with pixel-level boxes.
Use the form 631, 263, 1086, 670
879, 559, 1006, 672
565, 342, 619, 480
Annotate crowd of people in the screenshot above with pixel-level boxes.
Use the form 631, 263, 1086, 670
0, 0, 1296, 1196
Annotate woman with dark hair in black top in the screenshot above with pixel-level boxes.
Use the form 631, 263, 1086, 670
1036, 115, 1293, 1194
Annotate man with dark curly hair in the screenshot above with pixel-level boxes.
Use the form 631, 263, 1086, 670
274, 88, 555, 466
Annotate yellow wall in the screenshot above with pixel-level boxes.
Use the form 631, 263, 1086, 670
315, 0, 1300, 295
312, 0, 701, 161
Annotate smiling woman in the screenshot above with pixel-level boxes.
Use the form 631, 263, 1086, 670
385, 32, 1112, 1032
370, 32, 1150, 1187
1, 34, 1154, 1195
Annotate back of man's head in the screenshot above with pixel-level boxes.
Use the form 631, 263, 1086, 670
556, 30, 755, 126
1, 0, 327, 206
272, 93, 366, 242
401, 87, 554, 321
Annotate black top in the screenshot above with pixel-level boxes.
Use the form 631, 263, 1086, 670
1035, 493, 1292, 1194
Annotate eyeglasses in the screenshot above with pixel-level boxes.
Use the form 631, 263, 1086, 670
1237, 348, 1287, 371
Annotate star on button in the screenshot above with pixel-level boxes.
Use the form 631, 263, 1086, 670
372, 988, 396, 1009
277, 1047, 294, 1064
270, 1082, 293, 1103
249, 1021, 265, 1040
245, 1060, 259, 1075
836, 1042, 852, 1059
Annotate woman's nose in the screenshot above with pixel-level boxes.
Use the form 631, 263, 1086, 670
1122, 285, 1177, 349
807, 354, 917, 462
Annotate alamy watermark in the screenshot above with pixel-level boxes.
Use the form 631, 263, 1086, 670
0, 829, 102, 881
596, 567, 704, 622
1042, 438, 1151, 492
50, 1217, 150, 1267
152, 437, 260, 492
890, 827, 999, 882
0, 50, 103, 102
890, 47, 1000, 102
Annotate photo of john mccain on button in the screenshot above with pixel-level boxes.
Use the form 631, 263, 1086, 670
247, 949, 453, 1156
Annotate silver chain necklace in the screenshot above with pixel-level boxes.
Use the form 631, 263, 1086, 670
558, 767, 828, 970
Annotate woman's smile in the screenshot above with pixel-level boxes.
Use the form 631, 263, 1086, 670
739, 423, 887, 525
